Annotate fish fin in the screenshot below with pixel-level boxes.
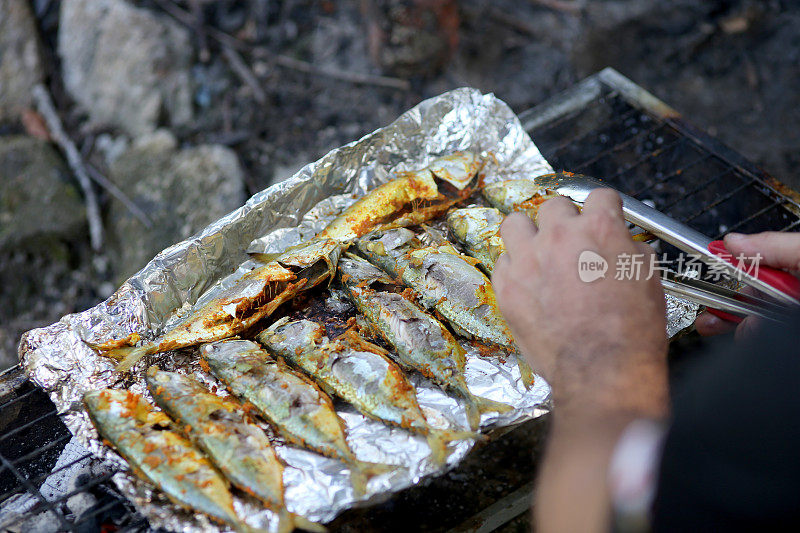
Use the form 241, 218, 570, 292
463, 393, 514, 430
474, 394, 514, 415
287, 512, 328, 533
348, 460, 396, 496
463, 398, 482, 432
112, 345, 152, 372
517, 357, 536, 389
249, 252, 282, 263
426, 428, 483, 467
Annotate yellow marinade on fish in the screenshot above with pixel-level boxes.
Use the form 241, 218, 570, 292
446, 207, 506, 274
200, 339, 394, 496
318, 152, 483, 242
90, 238, 343, 372
355, 226, 536, 388
145, 368, 325, 533
83, 389, 253, 531
338, 254, 512, 430
257, 318, 478, 467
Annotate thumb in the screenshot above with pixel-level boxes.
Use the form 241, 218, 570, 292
723, 232, 800, 273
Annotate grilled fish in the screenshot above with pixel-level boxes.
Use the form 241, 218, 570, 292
318, 152, 481, 242
446, 207, 505, 273
355, 227, 535, 387
200, 339, 391, 496
338, 255, 512, 430
257, 318, 476, 466
92, 238, 343, 372
482, 178, 561, 219
145, 368, 324, 533
84, 389, 247, 530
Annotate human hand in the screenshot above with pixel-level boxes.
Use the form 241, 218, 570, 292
695, 231, 800, 341
492, 190, 669, 420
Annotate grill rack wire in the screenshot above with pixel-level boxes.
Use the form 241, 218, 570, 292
2, 68, 799, 532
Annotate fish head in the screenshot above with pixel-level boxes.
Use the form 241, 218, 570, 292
428, 152, 482, 190
338, 255, 393, 287
258, 318, 326, 354
276, 238, 344, 288
357, 227, 419, 259
446, 207, 504, 246
482, 179, 556, 215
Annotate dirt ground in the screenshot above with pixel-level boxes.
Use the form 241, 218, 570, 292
1, 0, 798, 370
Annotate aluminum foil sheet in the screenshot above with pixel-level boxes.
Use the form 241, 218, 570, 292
18, 88, 697, 532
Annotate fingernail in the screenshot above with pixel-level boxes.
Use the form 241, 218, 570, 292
726, 232, 745, 242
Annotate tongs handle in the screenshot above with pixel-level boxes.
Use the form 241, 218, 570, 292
613, 189, 800, 306
705, 240, 800, 323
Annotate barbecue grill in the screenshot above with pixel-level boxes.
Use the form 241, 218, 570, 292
2, 68, 798, 532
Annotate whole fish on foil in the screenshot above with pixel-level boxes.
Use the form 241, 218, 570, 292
446, 207, 506, 273
482, 178, 561, 219
482, 179, 653, 242
83, 389, 251, 531
200, 339, 392, 496
145, 368, 325, 533
317, 152, 482, 242
337, 255, 512, 430
91, 238, 343, 372
257, 318, 477, 467
355, 227, 535, 387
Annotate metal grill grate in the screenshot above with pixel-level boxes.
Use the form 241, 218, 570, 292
520, 68, 800, 271
0, 368, 147, 531
2, 69, 799, 532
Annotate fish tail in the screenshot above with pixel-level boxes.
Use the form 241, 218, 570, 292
426, 428, 483, 467
348, 460, 396, 496
517, 356, 536, 389
276, 509, 327, 533
463, 399, 482, 432
113, 345, 152, 373
463, 393, 514, 430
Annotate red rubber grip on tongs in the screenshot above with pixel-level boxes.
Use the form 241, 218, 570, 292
706, 239, 800, 323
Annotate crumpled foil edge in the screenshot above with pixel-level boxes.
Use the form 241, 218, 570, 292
18, 87, 697, 532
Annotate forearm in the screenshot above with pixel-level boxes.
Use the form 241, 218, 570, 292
535, 414, 637, 533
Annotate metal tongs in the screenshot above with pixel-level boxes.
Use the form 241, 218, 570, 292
533, 173, 800, 323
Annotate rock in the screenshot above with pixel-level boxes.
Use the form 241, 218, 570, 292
58, 0, 194, 137
0, 136, 86, 248
0, 0, 44, 120
107, 130, 246, 281
0, 136, 94, 370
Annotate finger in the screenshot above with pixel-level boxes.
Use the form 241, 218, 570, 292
694, 311, 738, 336
491, 252, 510, 302
499, 212, 538, 259
581, 188, 625, 222
724, 232, 800, 272
734, 315, 761, 343
634, 241, 656, 257
535, 196, 579, 230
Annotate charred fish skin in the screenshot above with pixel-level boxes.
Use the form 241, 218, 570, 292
83, 389, 244, 530
200, 339, 389, 496
338, 256, 512, 430
482, 178, 560, 219
355, 227, 535, 387
257, 318, 475, 466
317, 152, 481, 243
145, 368, 286, 509
93, 237, 342, 372
446, 207, 506, 273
